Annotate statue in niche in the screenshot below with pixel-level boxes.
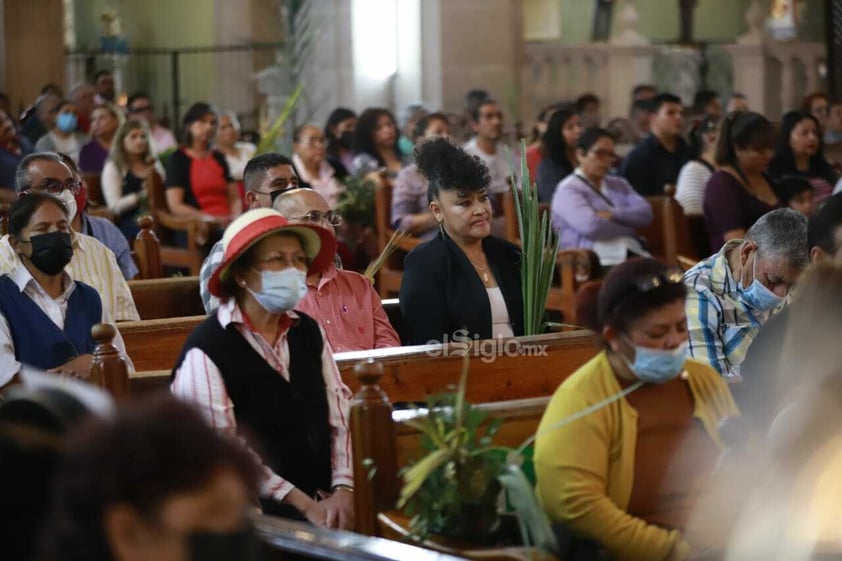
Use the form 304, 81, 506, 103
679, 0, 698, 44
592, 0, 615, 42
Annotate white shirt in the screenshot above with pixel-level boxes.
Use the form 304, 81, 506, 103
463, 138, 517, 194
223, 142, 257, 182
0, 259, 132, 386
487, 287, 514, 339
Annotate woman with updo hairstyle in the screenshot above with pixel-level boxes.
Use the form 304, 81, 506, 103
536, 107, 583, 203
704, 111, 779, 250
399, 137, 523, 345
767, 110, 838, 202
535, 258, 737, 561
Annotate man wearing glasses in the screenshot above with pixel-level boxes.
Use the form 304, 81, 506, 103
199, 153, 302, 313
127, 92, 176, 154
273, 188, 400, 352
0, 152, 139, 321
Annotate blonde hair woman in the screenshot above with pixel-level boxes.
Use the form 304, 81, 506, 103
101, 118, 165, 240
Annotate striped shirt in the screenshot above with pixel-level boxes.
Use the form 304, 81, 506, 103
683, 240, 781, 379
0, 233, 139, 321
675, 160, 713, 216
171, 299, 353, 503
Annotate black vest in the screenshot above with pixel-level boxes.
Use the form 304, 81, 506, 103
173, 311, 333, 501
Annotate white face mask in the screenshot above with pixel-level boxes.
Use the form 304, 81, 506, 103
55, 189, 77, 222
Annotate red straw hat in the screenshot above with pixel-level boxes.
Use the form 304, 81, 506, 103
208, 209, 336, 298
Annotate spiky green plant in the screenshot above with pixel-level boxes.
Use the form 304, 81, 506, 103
256, 83, 304, 155
509, 141, 560, 335
335, 175, 376, 228
398, 355, 558, 550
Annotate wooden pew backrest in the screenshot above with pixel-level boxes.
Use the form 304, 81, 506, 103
129, 276, 204, 319
121, 315, 205, 383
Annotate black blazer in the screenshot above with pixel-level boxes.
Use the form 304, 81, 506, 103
399, 232, 524, 345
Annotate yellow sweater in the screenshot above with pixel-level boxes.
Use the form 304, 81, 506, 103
534, 351, 738, 561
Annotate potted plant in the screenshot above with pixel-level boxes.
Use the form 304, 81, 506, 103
398, 356, 557, 550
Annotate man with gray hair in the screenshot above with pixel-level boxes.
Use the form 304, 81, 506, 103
684, 208, 809, 379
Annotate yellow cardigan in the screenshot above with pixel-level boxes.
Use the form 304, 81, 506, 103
534, 351, 739, 561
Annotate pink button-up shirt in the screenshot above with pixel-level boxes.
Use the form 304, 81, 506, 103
296, 265, 400, 353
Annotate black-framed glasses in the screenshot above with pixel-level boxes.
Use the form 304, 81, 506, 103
295, 210, 343, 227
253, 183, 303, 204
632, 269, 684, 292
24, 179, 82, 196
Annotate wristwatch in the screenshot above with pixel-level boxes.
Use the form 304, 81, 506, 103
331, 484, 354, 493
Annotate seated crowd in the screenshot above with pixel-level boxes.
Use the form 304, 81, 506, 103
3, 75, 842, 561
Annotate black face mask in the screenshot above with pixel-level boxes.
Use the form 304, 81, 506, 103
20, 231, 73, 275
187, 526, 261, 561
338, 130, 353, 149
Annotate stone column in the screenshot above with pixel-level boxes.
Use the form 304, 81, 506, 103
722, 43, 770, 116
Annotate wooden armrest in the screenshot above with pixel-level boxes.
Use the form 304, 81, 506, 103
677, 255, 698, 271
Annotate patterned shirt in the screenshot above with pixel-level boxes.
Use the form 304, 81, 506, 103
199, 239, 225, 313
683, 240, 781, 379
171, 299, 353, 503
0, 233, 139, 321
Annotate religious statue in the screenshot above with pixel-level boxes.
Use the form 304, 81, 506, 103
679, 0, 698, 44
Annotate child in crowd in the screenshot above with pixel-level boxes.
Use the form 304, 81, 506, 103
774, 175, 815, 217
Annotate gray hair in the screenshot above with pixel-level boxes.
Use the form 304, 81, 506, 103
15, 152, 65, 192
221, 110, 241, 133
745, 208, 809, 269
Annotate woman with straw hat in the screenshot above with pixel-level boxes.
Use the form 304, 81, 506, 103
172, 208, 355, 530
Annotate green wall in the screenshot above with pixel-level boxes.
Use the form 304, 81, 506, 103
551, 0, 824, 44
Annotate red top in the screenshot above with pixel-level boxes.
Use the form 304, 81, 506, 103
526, 144, 543, 182
189, 153, 230, 217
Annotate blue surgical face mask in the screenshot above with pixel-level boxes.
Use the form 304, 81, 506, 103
247, 267, 307, 313
398, 135, 414, 156
621, 336, 688, 384
740, 252, 784, 312
56, 112, 77, 133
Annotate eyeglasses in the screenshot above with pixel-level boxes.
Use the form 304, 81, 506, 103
298, 137, 326, 147
632, 269, 684, 293
24, 179, 82, 196
129, 105, 153, 113
253, 179, 302, 203
295, 210, 343, 227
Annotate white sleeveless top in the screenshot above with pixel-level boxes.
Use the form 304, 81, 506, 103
486, 287, 514, 339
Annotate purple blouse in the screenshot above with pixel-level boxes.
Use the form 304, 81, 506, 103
551, 173, 653, 251
703, 170, 778, 251
78, 140, 110, 175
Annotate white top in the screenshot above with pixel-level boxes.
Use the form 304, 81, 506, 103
486, 287, 514, 339
463, 138, 518, 195
223, 142, 257, 181
675, 160, 713, 216
101, 159, 167, 216
292, 154, 345, 210
0, 259, 132, 386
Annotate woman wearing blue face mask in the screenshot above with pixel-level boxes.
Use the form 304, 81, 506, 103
534, 258, 738, 561
172, 209, 358, 531
35, 101, 88, 164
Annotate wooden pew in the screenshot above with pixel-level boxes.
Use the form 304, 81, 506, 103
132, 216, 165, 279
350, 361, 559, 560
126, 326, 596, 406
374, 180, 422, 298
128, 275, 204, 319
640, 184, 707, 266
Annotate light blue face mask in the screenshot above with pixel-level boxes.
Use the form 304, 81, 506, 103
739, 252, 784, 312
56, 112, 78, 133
622, 337, 688, 384
247, 267, 307, 314
398, 135, 414, 156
